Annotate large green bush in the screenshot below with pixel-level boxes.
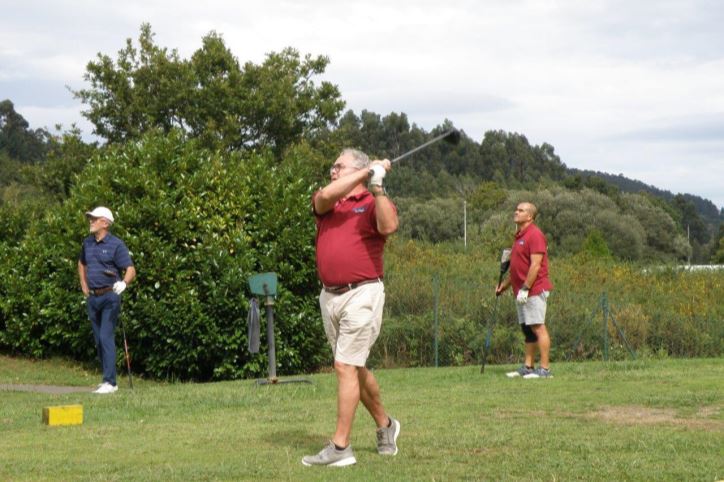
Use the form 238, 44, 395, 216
0, 131, 330, 380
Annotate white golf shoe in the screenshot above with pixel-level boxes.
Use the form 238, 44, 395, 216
93, 382, 118, 394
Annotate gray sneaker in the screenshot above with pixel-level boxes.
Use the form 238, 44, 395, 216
523, 367, 553, 379
506, 365, 534, 378
301, 441, 356, 467
376, 416, 401, 455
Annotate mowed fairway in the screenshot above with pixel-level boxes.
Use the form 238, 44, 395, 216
1, 356, 722, 481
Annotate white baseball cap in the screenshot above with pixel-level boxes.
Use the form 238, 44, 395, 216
85, 206, 114, 223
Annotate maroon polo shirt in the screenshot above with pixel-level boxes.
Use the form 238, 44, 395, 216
509, 223, 553, 296
313, 189, 394, 286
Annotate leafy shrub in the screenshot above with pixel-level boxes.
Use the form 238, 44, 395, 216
0, 130, 329, 380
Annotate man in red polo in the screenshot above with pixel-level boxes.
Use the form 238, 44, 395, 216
496, 202, 554, 379
302, 148, 400, 467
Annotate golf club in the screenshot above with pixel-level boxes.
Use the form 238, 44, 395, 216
118, 314, 134, 389
481, 248, 512, 374
104, 270, 133, 389
391, 128, 461, 164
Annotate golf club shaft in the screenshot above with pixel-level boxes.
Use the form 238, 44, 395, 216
481, 271, 508, 373
391, 129, 457, 163
119, 318, 133, 389
480, 295, 501, 373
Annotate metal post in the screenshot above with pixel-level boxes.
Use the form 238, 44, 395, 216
463, 199, 467, 249
264, 284, 277, 382
264, 298, 277, 381
433, 274, 440, 368
250, 272, 311, 386
602, 292, 609, 361
609, 311, 637, 360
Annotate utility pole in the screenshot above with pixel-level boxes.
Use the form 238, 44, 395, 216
463, 199, 467, 249
455, 182, 468, 250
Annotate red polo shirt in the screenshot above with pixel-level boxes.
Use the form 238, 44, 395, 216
509, 223, 553, 296
313, 190, 394, 286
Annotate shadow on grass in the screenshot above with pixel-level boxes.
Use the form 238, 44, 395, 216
264, 428, 326, 451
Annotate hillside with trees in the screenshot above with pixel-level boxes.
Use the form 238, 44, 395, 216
330, 110, 720, 262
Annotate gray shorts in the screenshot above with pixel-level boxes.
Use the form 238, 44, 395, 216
516, 291, 549, 325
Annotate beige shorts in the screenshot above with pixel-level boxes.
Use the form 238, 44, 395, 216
516, 291, 549, 325
319, 281, 385, 367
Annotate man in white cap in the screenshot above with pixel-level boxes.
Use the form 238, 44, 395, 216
78, 206, 136, 394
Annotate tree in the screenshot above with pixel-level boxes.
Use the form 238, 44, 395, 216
580, 229, 612, 258
712, 223, 724, 264
34, 127, 98, 200
469, 181, 506, 216
620, 193, 685, 260
72, 24, 344, 155
396, 197, 464, 243
0, 99, 50, 163
673, 194, 710, 245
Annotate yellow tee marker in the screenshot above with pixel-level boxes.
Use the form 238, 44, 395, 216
43, 404, 83, 426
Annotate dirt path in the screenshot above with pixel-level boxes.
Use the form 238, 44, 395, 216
0, 384, 93, 394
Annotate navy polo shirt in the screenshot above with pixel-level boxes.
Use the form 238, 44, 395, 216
79, 233, 133, 289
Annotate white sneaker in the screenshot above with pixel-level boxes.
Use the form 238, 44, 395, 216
93, 382, 118, 394
302, 441, 356, 467
506, 365, 535, 378
523, 367, 553, 379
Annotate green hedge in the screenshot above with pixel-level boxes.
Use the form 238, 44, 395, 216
0, 131, 330, 380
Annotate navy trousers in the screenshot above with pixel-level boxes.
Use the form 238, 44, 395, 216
87, 291, 121, 386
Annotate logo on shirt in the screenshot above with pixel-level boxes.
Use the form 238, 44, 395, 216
353, 207, 367, 214
518, 240, 525, 246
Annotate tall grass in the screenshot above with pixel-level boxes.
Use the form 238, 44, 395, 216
373, 240, 723, 368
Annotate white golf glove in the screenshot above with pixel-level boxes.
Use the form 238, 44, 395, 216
113, 281, 127, 295
369, 164, 386, 186
516, 288, 529, 305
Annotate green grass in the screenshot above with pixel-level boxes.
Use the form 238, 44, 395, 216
1, 356, 722, 481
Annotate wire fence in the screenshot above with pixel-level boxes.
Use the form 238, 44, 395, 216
369, 263, 723, 368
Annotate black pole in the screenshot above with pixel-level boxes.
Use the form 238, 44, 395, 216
119, 316, 133, 389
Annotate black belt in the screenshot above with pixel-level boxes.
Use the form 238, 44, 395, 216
89, 286, 113, 296
324, 277, 383, 295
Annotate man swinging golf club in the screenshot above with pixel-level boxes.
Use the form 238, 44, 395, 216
496, 202, 554, 379
302, 149, 400, 467
78, 206, 135, 394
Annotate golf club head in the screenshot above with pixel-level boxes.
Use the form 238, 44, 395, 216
444, 129, 461, 145
500, 248, 512, 274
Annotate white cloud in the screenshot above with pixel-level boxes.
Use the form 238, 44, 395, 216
1, 0, 722, 208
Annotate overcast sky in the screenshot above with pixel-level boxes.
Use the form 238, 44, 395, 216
2, 0, 723, 208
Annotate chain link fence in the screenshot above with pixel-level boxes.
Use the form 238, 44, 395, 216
369, 261, 723, 368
